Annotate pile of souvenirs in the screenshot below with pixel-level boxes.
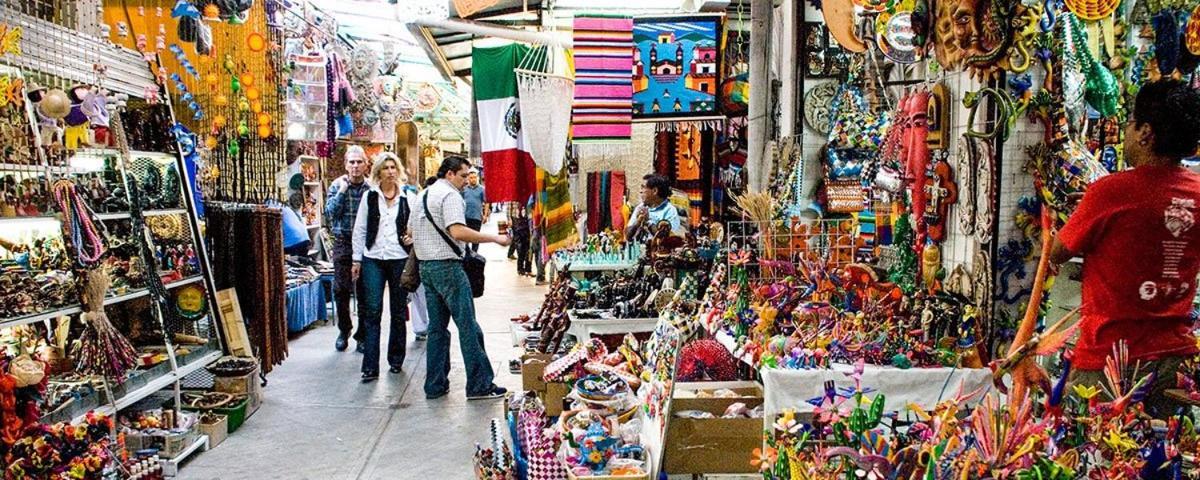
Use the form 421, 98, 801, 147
706, 251, 987, 371
477, 335, 656, 479
755, 345, 1200, 479
4, 413, 117, 479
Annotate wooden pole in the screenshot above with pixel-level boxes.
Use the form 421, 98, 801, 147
747, 0, 772, 192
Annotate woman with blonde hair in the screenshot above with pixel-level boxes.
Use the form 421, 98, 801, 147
351, 152, 414, 382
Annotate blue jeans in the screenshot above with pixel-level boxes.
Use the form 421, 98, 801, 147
359, 257, 408, 374
420, 260, 494, 396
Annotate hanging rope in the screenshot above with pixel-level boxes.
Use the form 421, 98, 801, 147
52, 179, 108, 268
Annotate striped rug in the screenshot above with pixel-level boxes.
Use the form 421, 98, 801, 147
572, 14, 634, 146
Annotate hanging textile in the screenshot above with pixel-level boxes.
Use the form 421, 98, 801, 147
572, 15, 635, 149
473, 44, 538, 203
609, 171, 627, 234
675, 125, 702, 181
632, 15, 724, 122
207, 203, 288, 374
587, 172, 602, 234
516, 45, 573, 175
538, 168, 579, 254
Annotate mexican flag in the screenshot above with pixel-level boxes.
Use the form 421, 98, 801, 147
472, 44, 537, 203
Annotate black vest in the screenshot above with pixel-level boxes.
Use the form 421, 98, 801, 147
365, 190, 410, 250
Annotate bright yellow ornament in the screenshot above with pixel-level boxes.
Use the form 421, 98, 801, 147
214, 94, 228, 106
238, 99, 250, 112
212, 115, 227, 128
257, 125, 271, 138
257, 113, 270, 126
245, 86, 260, 101
204, 135, 217, 149
240, 74, 254, 87
251, 101, 262, 113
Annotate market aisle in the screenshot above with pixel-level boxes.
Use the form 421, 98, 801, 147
179, 218, 547, 480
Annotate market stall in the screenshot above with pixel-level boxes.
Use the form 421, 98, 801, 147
462, 0, 1200, 474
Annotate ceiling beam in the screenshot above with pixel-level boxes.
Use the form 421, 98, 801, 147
407, 23, 455, 82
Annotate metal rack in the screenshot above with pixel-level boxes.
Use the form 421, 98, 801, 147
724, 218, 862, 283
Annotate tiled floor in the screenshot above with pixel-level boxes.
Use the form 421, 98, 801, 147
179, 219, 546, 479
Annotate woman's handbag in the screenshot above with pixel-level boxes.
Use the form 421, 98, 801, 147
423, 193, 486, 298
401, 254, 421, 293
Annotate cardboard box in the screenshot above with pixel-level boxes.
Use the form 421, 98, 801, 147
664, 382, 765, 475
545, 382, 570, 417
521, 353, 551, 392
197, 414, 228, 449
214, 366, 263, 418
125, 427, 199, 459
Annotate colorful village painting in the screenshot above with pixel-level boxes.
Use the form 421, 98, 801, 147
632, 16, 722, 119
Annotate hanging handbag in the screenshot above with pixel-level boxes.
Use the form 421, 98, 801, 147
401, 254, 421, 293
423, 192, 486, 298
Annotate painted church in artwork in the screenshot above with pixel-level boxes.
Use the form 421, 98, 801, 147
632, 19, 720, 117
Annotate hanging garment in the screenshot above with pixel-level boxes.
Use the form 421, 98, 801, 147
609, 171, 627, 234
539, 169, 579, 254
474, 44, 538, 203
587, 172, 602, 234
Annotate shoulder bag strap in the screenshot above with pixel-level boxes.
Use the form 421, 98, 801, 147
423, 191, 464, 259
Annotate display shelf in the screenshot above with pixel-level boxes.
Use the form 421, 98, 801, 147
0, 289, 151, 329
96, 208, 188, 222
0, 162, 45, 171
165, 276, 204, 289
129, 150, 180, 161
160, 435, 210, 478
80, 349, 221, 422
96, 212, 130, 221
146, 208, 188, 217
564, 262, 638, 273
565, 310, 659, 340
0, 214, 60, 225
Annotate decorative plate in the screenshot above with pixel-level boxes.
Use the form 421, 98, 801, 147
1187, 4, 1200, 55
804, 81, 839, 135
1065, 0, 1120, 20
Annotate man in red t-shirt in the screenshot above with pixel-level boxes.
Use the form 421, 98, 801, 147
1050, 80, 1200, 417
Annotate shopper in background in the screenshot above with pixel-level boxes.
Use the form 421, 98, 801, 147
461, 168, 487, 251
411, 156, 511, 400
325, 145, 371, 353
625, 174, 685, 241
351, 153, 413, 383
1049, 79, 1200, 418
511, 202, 532, 277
